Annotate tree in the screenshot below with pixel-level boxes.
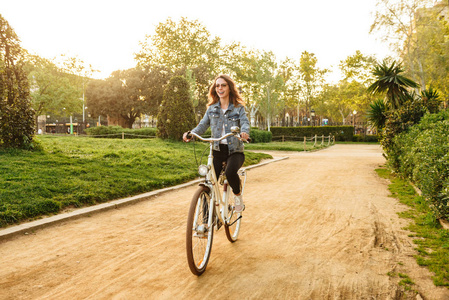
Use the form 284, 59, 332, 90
407, 3, 449, 100
367, 59, 418, 109
371, 1, 449, 104
320, 51, 377, 124
420, 86, 441, 113
84, 78, 113, 122
136, 17, 221, 72
317, 80, 370, 124
55, 54, 98, 124
86, 68, 147, 128
157, 76, 196, 139
315, 84, 341, 122
24, 55, 79, 127
366, 99, 387, 134
140, 65, 174, 116
260, 75, 285, 131
339, 50, 376, 85
370, 0, 436, 87
297, 51, 328, 122
0, 14, 35, 149
278, 57, 302, 125
226, 44, 260, 127
255, 51, 285, 131
135, 17, 221, 115
381, 99, 427, 169
220, 42, 248, 78
232, 49, 284, 130
366, 58, 440, 168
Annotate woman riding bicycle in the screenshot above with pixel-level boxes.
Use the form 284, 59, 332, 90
183, 74, 250, 213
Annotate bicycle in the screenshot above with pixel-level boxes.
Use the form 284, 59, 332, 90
185, 126, 248, 276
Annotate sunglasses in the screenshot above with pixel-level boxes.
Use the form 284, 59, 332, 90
215, 83, 228, 88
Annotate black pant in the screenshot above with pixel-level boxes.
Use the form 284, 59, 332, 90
213, 144, 245, 195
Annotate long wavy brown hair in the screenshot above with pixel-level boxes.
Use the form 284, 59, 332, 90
206, 74, 245, 107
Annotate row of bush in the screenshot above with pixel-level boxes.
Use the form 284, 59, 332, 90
85, 126, 274, 144
389, 110, 449, 219
85, 126, 157, 138
84, 126, 358, 143
250, 129, 272, 143
270, 126, 354, 141
84, 125, 373, 143
353, 134, 380, 142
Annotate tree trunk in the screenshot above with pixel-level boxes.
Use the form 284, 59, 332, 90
250, 104, 258, 127
267, 87, 271, 131
107, 115, 128, 128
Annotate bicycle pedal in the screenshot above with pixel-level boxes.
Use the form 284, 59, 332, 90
216, 219, 223, 230
193, 232, 208, 239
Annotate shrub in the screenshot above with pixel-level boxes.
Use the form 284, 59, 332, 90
381, 99, 427, 171
157, 76, 196, 140
271, 126, 353, 141
128, 127, 158, 138
352, 134, 380, 142
366, 99, 387, 133
85, 126, 157, 138
392, 110, 449, 219
85, 126, 124, 137
250, 129, 272, 143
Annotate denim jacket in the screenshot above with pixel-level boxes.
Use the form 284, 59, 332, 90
191, 101, 250, 154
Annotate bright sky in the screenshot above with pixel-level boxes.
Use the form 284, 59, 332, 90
2, 0, 394, 81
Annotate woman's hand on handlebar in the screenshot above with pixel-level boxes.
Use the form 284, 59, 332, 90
183, 131, 192, 142
241, 132, 249, 141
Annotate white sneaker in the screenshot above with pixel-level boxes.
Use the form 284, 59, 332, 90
234, 194, 245, 213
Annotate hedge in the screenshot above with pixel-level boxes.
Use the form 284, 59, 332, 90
270, 126, 354, 141
250, 129, 272, 143
353, 134, 380, 142
85, 126, 157, 138
391, 110, 449, 219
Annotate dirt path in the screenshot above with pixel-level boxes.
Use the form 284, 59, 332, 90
1, 144, 448, 299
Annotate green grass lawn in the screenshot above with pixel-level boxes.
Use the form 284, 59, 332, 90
376, 167, 449, 288
246, 140, 331, 152
0, 135, 272, 227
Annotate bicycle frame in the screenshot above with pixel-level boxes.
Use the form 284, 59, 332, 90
186, 127, 247, 275
189, 129, 246, 228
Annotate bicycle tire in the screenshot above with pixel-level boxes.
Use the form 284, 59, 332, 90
224, 184, 242, 243
186, 186, 215, 276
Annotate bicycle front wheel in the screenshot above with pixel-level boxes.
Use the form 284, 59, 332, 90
186, 186, 215, 276
224, 185, 242, 243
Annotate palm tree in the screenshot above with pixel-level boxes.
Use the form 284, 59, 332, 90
366, 99, 387, 134
367, 59, 418, 109
420, 87, 440, 113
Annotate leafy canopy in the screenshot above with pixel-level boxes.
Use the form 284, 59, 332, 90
367, 59, 418, 109
157, 76, 196, 140
0, 14, 35, 149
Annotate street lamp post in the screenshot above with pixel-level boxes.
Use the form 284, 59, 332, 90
353, 110, 357, 134
310, 109, 316, 126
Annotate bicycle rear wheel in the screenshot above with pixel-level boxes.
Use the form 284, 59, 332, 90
186, 186, 214, 276
224, 184, 242, 243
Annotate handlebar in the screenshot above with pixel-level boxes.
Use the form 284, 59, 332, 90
187, 128, 250, 143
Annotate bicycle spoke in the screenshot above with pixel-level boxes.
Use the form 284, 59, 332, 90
186, 187, 214, 275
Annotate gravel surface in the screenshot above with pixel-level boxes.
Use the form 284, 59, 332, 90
1, 144, 448, 299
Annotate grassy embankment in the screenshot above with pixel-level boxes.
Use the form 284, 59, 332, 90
376, 167, 449, 289
246, 140, 331, 151
0, 135, 272, 227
